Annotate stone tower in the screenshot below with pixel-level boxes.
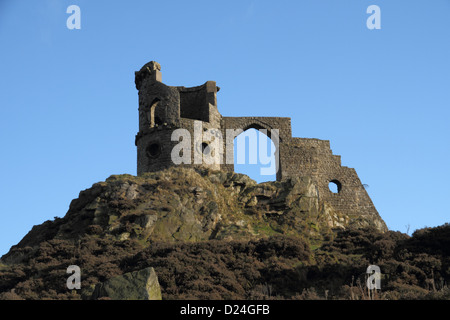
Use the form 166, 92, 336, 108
135, 61, 222, 175
134, 61, 385, 231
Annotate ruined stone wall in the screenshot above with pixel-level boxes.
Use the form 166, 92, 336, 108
134, 61, 383, 229
279, 137, 379, 225
221, 117, 291, 180
178, 118, 223, 172
136, 127, 178, 175
135, 61, 222, 174
219, 117, 379, 222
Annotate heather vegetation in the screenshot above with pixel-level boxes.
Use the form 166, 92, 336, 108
1, 224, 450, 300
0, 169, 448, 300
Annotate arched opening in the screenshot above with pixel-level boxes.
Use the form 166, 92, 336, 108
233, 128, 277, 183
149, 99, 161, 127
329, 180, 342, 193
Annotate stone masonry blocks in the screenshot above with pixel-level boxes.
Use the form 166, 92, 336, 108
134, 61, 382, 229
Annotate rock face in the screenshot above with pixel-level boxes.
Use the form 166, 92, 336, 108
90, 267, 161, 300
4, 166, 387, 261
0, 166, 389, 300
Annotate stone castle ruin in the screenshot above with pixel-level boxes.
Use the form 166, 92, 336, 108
134, 61, 380, 222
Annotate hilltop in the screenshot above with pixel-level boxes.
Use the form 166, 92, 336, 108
0, 167, 449, 300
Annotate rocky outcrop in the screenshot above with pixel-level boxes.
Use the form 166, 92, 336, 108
0, 166, 390, 300
3, 167, 386, 263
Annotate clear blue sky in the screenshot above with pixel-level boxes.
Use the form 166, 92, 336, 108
1, 0, 449, 256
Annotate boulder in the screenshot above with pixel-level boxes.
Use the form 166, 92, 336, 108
90, 267, 162, 300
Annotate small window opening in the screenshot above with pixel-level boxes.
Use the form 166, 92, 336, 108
329, 180, 342, 193
201, 142, 210, 155
147, 143, 161, 158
